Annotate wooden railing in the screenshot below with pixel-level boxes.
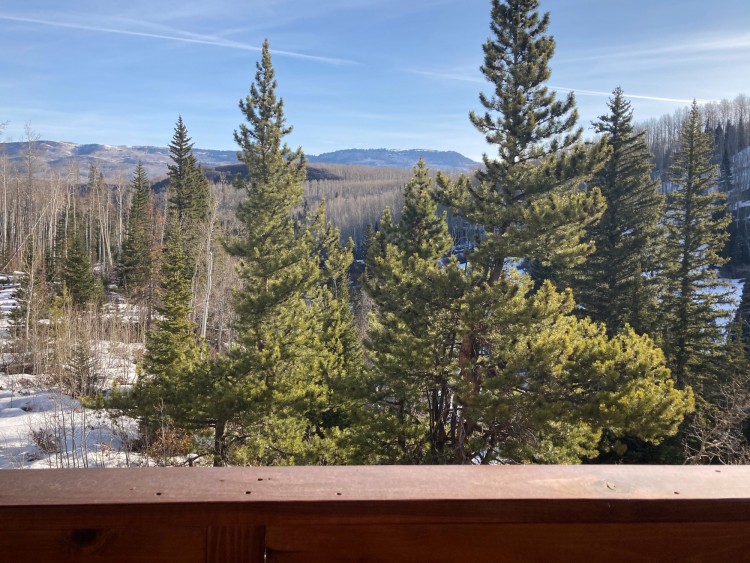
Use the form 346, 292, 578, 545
1, 465, 750, 562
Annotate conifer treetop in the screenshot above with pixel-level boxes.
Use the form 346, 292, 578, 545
233, 39, 305, 198
471, 0, 580, 168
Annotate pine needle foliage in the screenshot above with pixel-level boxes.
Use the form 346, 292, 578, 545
224, 40, 361, 465
120, 162, 154, 299
432, 0, 691, 463
137, 225, 206, 428
566, 87, 664, 335
660, 101, 732, 396
439, 0, 608, 281
362, 160, 465, 463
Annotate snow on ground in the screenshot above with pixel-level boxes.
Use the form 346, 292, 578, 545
722, 278, 744, 311
0, 277, 19, 340
0, 372, 145, 468
707, 278, 743, 328
92, 339, 142, 390
0, 274, 152, 469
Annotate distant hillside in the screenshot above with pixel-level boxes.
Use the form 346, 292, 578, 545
152, 163, 345, 192
0, 141, 238, 179
308, 148, 478, 171
0, 141, 478, 178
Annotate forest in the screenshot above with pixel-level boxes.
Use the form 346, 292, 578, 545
1, 0, 749, 467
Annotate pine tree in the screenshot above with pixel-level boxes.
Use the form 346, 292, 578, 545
362, 160, 465, 463
720, 142, 734, 193
223, 40, 360, 465
63, 220, 100, 308
436, 0, 607, 461
738, 119, 747, 153
431, 0, 691, 463
460, 275, 692, 463
306, 203, 365, 462
120, 162, 154, 300
738, 278, 750, 351
135, 225, 206, 429
439, 0, 608, 283
566, 87, 664, 335
166, 117, 211, 271
660, 101, 732, 396
167, 116, 209, 226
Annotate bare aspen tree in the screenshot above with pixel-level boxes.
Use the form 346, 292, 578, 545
200, 194, 218, 340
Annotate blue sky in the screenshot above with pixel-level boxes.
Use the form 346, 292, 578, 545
2, 0, 749, 161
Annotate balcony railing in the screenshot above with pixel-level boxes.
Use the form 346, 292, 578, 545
1, 465, 749, 562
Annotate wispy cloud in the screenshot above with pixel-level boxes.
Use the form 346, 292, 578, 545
0, 14, 357, 65
407, 69, 483, 83
558, 32, 750, 66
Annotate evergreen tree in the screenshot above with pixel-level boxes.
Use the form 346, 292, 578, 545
738, 119, 747, 153
223, 40, 360, 465
738, 277, 750, 351
362, 160, 465, 463
164, 119, 207, 326
439, 0, 608, 283
135, 225, 206, 430
307, 203, 365, 462
660, 101, 732, 396
167, 116, 209, 226
460, 275, 692, 463
66, 334, 99, 398
566, 87, 664, 335
432, 0, 691, 463
713, 123, 724, 164
63, 220, 100, 308
166, 117, 211, 273
720, 142, 734, 193
120, 162, 154, 300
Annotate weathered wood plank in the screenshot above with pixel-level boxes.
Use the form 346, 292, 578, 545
0, 527, 206, 563
266, 522, 750, 563
1, 466, 749, 562
1, 466, 748, 505
206, 525, 265, 563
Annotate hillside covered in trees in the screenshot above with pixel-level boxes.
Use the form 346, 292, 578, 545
1, 0, 749, 467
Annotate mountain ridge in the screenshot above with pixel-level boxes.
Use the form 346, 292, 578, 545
0, 141, 479, 178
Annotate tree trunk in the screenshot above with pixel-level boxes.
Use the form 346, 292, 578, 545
213, 419, 227, 467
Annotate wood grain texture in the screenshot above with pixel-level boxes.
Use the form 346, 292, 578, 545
266, 522, 750, 563
207, 526, 265, 563
0, 527, 206, 563
2, 466, 748, 505
0, 466, 749, 562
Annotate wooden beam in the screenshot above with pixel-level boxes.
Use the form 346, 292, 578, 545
1, 466, 749, 562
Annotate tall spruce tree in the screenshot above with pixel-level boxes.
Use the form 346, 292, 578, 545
223, 40, 360, 465
660, 101, 732, 396
164, 117, 215, 333
166, 117, 211, 277
120, 162, 154, 300
432, 0, 691, 463
566, 87, 664, 335
167, 116, 210, 228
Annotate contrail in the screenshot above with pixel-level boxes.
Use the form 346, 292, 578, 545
551, 86, 704, 104
0, 14, 356, 66
409, 69, 702, 104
